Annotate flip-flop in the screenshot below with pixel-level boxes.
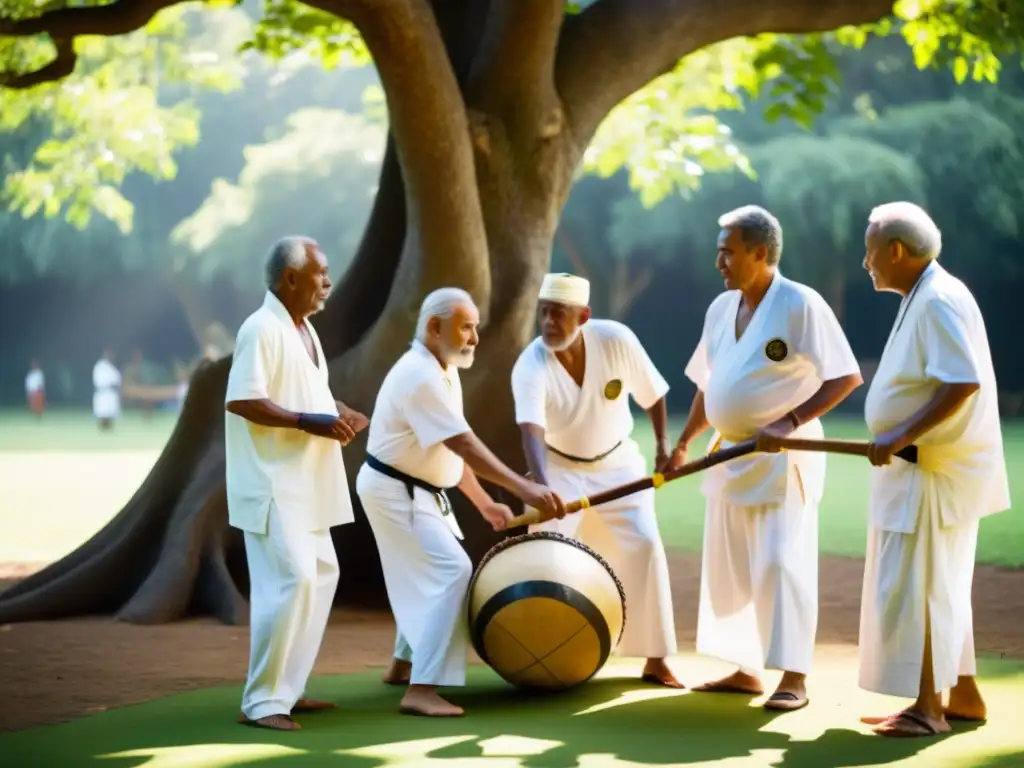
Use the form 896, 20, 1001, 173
873, 709, 950, 738
764, 691, 809, 711
641, 673, 685, 689
237, 713, 301, 731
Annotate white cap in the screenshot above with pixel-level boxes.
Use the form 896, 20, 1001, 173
538, 273, 590, 307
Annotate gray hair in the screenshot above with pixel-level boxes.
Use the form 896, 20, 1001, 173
415, 287, 476, 343
718, 205, 784, 266
265, 236, 314, 290
868, 202, 942, 261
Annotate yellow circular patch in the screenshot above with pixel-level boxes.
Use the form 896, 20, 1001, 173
604, 379, 623, 400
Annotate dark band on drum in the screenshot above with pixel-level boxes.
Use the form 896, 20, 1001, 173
471, 580, 613, 685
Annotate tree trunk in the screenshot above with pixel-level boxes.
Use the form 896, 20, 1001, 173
0, 0, 899, 625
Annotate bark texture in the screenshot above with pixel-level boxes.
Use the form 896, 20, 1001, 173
0, 0, 897, 624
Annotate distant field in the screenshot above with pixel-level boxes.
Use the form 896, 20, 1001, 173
0, 408, 1021, 567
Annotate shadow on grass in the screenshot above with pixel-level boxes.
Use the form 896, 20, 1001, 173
0, 670, 975, 768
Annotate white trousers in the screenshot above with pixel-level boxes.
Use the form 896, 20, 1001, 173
858, 515, 978, 699
530, 449, 677, 660
241, 502, 339, 719
697, 479, 818, 675
357, 464, 472, 687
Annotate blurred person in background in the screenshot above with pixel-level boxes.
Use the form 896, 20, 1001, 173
92, 349, 122, 431
25, 359, 45, 419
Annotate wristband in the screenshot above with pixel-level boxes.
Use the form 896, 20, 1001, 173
297, 413, 337, 430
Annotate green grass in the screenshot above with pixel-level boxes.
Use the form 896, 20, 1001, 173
2, 655, 1023, 767
0, 409, 1021, 567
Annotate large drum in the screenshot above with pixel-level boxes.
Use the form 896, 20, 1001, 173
467, 531, 626, 692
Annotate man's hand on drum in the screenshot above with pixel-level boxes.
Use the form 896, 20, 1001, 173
517, 478, 566, 521
480, 501, 515, 531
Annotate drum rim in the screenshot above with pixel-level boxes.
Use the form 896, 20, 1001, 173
467, 530, 627, 643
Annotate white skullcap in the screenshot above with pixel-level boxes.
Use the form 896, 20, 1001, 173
538, 273, 590, 307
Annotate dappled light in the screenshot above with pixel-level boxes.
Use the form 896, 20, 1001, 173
3, 658, 1023, 766
2, 1, 1024, 766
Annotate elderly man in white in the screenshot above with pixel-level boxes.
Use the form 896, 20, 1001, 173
511, 272, 682, 688
857, 202, 1009, 738
225, 235, 369, 732
358, 287, 565, 718
672, 205, 862, 710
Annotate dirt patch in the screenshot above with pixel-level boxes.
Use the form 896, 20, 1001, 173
1, 551, 1022, 734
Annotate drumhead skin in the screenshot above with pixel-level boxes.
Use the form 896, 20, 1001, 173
467, 531, 627, 691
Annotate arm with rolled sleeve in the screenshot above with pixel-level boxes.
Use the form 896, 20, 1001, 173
623, 327, 669, 410
785, 291, 863, 427
795, 291, 861, 382
226, 321, 276, 404
511, 351, 552, 485
922, 298, 981, 385
405, 376, 472, 450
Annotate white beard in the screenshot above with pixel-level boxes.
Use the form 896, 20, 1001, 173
542, 326, 580, 353
445, 346, 475, 369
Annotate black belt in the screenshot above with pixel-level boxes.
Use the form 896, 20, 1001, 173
364, 454, 454, 516
545, 440, 622, 464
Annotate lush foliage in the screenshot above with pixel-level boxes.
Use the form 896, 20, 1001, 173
4, 0, 1024, 231
1, 3, 251, 232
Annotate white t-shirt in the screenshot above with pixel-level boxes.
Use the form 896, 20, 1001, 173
364, 340, 471, 489
25, 369, 44, 394
511, 319, 669, 464
865, 261, 1009, 531
224, 291, 354, 534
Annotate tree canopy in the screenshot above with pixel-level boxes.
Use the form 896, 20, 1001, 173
3, 0, 1024, 233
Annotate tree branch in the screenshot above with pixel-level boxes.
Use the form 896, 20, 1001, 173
0, 37, 75, 89
466, 0, 567, 134
555, 0, 897, 146
0, 0, 184, 38
0, 0, 188, 88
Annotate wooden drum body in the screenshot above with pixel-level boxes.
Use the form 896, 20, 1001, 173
467, 531, 626, 692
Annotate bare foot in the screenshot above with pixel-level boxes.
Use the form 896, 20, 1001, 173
641, 658, 685, 689
692, 670, 763, 695
382, 658, 412, 686
292, 698, 336, 713
946, 676, 987, 721
873, 708, 950, 738
399, 686, 464, 717
238, 713, 301, 731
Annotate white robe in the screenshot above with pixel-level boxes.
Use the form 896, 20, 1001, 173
511, 319, 676, 659
357, 341, 473, 687
224, 291, 353, 719
685, 272, 859, 674
859, 261, 1009, 698
92, 359, 122, 419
